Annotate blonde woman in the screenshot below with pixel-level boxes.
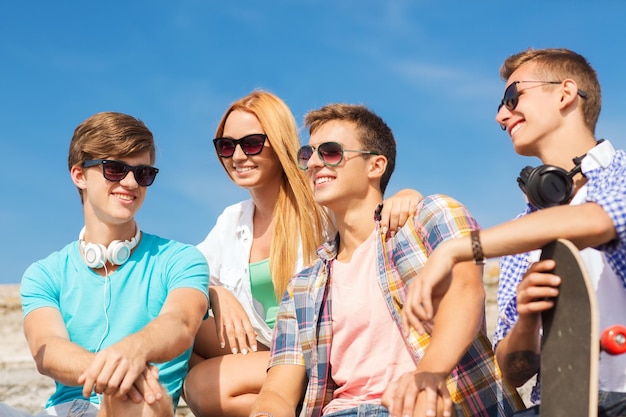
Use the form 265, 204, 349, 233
183, 91, 421, 417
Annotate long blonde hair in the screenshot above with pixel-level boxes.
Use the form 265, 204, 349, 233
214, 90, 329, 299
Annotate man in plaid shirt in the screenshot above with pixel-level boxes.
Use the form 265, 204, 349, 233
401, 48, 626, 417
249, 103, 524, 417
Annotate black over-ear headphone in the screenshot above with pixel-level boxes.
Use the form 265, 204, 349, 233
79, 226, 141, 269
517, 140, 604, 209
517, 155, 585, 209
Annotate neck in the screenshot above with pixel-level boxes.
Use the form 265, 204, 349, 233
333, 195, 382, 262
81, 220, 138, 245
536, 125, 597, 169
249, 182, 281, 219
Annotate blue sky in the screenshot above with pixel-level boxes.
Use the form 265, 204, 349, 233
1, 2, 625, 284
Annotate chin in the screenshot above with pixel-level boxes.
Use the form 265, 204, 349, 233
512, 145, 536, 157
314, 194, 339, 211
511, 139, 537, 157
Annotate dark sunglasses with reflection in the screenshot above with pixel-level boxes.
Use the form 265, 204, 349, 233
83, 159, 159, 186
213, 134, 267, 158
297, 141, 378, 170
498, 80, 587, 112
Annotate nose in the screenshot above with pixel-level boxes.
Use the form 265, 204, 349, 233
307, 147, 324, 170
231, 143, 247, 160
495, 106, 510, 131
119, 170, 139, 188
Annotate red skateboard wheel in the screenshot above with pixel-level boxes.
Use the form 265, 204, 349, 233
601, 325, 626, 355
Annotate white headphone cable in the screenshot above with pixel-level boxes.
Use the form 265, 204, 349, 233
95, 264, 111, 353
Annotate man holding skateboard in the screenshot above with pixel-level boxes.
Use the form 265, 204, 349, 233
399, 48, 626, 416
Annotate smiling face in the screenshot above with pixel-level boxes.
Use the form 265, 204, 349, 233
305, 120, 374, 213
72, 152, 150, 228
495, 62, 564, 157
219, 109, 284, 194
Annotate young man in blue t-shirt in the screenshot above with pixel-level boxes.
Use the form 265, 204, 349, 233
0, 112, 209, 417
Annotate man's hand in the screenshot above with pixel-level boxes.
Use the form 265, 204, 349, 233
210, 286, 258, 354
125, 366, 162, 404
516, 259, 560, 317
383, 370, 453, 417
77, 339, 163, 403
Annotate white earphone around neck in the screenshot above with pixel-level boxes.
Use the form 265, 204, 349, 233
79, 226, 141, 269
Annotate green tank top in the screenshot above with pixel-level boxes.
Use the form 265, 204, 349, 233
249, 258, 278, 329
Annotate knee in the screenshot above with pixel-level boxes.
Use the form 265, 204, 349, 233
183, 370, 214, 417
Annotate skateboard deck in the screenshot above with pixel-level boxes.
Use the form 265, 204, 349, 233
539, 239, 599, 417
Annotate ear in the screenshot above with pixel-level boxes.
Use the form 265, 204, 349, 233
559, 79, 581, 110
71, 164, 88, 191
367, 154, 387, 181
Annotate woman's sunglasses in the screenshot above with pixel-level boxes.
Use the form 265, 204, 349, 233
297, 141, 378, 170
83, 159, 159, 187
498, 80, 587, 112
213, 134, 267, 158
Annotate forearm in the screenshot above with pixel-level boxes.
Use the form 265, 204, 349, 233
24, 308, 95, 385
250, 391, 297, 417
126, 288, 207, 364
208, 285, 231, 308
128, 310, 200, 364
446, 203, 615, 264
250, 364, 305, 417
495, 317, 541, 387
418, 262, 484, 374
31, 336, 95, 385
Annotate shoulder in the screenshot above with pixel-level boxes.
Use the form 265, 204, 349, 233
608, 149, 626, 175
409, 194, 479, 239
290, 259, 325, 289
419, 194, 464, 209
220, 199, 254, 216
139, 233, 208, 286
140, 232, 206, 262
197, 199, 253, 251
210, 199, 254, 229
23, 241, 77, 277
415, 194, 475, 222
21, 242, 79, 311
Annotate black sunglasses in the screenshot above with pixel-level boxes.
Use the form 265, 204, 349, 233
213, 134, 267, 158
83, 159, 159, 187
498, 80, 588, 112
297, 141, 378, 170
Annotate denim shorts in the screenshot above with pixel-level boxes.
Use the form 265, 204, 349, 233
323, 402, 463, 417
35, 400, 99, 417
0, 400, 99, 417
323, 403, 390, 417
513, 391, 626, 417
598, 390, 626, 417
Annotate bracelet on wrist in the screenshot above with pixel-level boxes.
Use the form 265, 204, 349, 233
470, 229, 486, 265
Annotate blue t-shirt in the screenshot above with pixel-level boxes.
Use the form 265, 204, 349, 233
20, 232, 209, 408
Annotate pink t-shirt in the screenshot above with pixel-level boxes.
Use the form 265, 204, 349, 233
323, 231, 416, 415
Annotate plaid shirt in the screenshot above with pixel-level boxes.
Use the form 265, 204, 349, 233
271, 194, 524, 417
494, 140, 626, 403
